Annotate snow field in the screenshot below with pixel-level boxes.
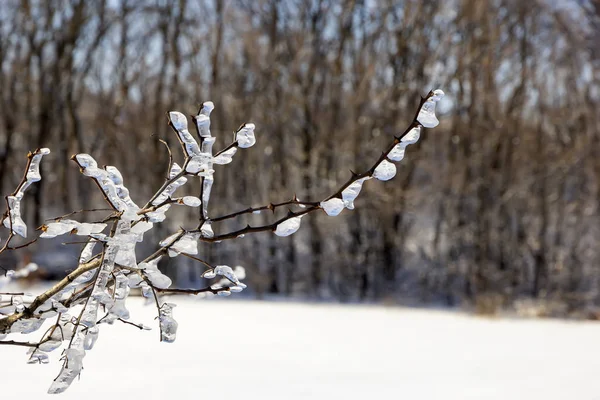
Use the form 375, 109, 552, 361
3, 297, 600, 399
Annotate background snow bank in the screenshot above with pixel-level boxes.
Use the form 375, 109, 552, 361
2, 298, 600, 399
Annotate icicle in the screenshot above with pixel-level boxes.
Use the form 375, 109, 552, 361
84, 326, 99, 350
47, 339, 86, 394
159, 303, 178, 343
201, 175, 214, 219
3, 195, 27, 237
274, 216, 302, 237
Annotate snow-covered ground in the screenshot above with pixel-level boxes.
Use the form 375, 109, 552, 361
2, 297, 600, 399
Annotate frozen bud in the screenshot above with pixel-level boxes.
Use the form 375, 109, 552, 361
320, 198, 345, 216
274, 216, 302, 237
373, 160, 397, 181
202, 269, 216, 279
213, 147, 238, 165
74, 154, 98, 169
236, 123, 256, 148
341, 177, 370, 210
180, 196, 202, 207
169, 111, 188, 131
417, 89, 444, 128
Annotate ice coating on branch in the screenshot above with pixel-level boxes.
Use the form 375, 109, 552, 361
84, 326, 99, 350
3, 196, 27, 237
153, 163, 187, 205
179, 196, 202, 207
39, 220, 75, 238
2, 149, 49, 236
373, 160, 397, 181
417, 89, 444, 128
148, 163, 186, 222
91, 220, 131, 306
28, 348, 50, 364
159, 232, 181, 247
159, 303, 178, 343
186, 153, 212, 174
40, 220, 106, 238
47, 339, 86, 394
213, 147, 238, 165
202, 269, 216, 279
140, 256, 172, 289
10, 317, 43, 334
320, 197, 345, 216
74, 154, 97, 169
131, 220, 153, 237
106, 165, 139, 211
81, 298, 99, 328
341, 177, 370, 210
201, 175, 214, 218
74, 154, 139, 220
388, 126, 422, 162
169, 111, 201, 157
191, 103, 217, 218
114, 235, 137, 268
213, 265, 243, 285
236, 123, 256, 148
114, 270, 129, 300
16, 148, 50, 199
168, 232, 199, 256
195, 101, 214, 138
274, 216, 302, 237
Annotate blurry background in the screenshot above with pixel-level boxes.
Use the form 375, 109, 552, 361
0, 0, 598, 315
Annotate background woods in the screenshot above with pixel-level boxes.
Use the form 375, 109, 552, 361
0, 0, 598, 312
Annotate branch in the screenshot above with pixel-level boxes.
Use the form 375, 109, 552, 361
204, 90, 440, 241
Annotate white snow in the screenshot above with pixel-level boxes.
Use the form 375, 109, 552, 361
2, 298, 600, 399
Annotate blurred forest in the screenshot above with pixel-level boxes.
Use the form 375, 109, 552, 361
0, 0, 599, 314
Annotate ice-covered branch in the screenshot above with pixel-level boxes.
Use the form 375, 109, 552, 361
203, 89, 444, 240
1, 148, 50, 239
1, 89, 443, 394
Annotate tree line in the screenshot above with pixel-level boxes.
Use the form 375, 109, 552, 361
0, 0, 598, 314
